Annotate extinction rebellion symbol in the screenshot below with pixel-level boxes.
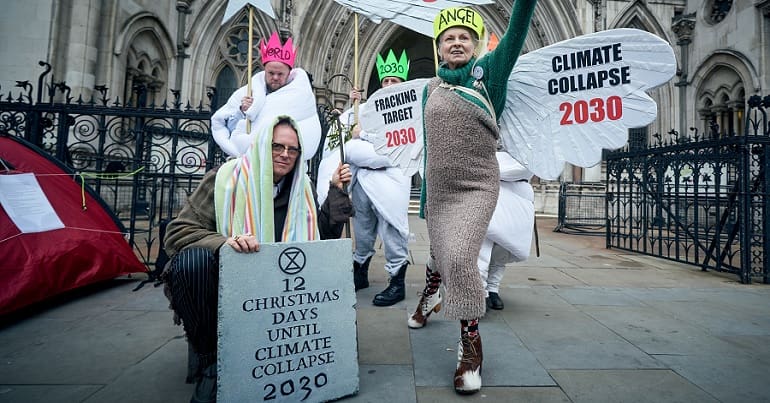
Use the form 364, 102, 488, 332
278, 247, 306, 275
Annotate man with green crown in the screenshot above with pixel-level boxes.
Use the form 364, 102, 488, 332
316, 48, 412, 307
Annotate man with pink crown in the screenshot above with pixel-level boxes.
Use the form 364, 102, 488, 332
211, 32, 322, 160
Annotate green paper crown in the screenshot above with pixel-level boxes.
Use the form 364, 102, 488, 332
376, 49, 409, 82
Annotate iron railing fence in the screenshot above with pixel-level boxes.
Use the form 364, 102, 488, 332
605, 94, 770, 284
0, 62, 333, 273
555, 182, 606, 234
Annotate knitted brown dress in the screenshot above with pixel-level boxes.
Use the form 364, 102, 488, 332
424, 77, 500, 320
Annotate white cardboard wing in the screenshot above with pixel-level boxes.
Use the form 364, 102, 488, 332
221, 0, 276, 24
358, 78, 430, 177
333, 0, 494, 37
499, 28, 677, 180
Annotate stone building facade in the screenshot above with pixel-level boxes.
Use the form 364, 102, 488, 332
1, 0, 767, 187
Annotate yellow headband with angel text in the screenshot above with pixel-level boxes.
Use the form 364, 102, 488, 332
433, 7, 485, 40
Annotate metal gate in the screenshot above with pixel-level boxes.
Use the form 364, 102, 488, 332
605, 95, 769, 283
0, 62, 333, 272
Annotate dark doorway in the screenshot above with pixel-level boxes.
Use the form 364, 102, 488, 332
365, 29, 435, 95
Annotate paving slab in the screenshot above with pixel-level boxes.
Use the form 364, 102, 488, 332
518, 253, 581, 269
550, 369, 718, 403
489, 286, 580, 313
339, 365, 416, 403
409, 317, 554, 387
0, 385, 102, 403
559, 267, 706, 288
24, 279, 144, 320
0, 309, 180, 384
498, 266, 587, 287
506, 310, 663, 370
555, 286, 646, 306
83, 337, 193, 403
117, 280, 174, 311
655, 353, 770, 403
581, 305, 749, 357
643, 299, 770, 336
356, 307, 412, 365
416, 386, 571, 403
720, 334, 770, 362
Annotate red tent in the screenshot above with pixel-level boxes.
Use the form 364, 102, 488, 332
0, 135, 145, 315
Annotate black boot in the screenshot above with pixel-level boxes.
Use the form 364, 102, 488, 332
190, 355, 217, 403
373, 263, 408, 306
353, 256, 372, 291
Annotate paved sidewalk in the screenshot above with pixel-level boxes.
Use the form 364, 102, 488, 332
1, 217, 769, 403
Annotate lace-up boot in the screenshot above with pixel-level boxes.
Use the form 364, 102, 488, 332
372, 263, 407, 306
454, 333, 483, 394
407, 287, 442, 328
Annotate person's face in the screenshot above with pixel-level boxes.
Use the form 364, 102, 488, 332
264, 62, 291, 92
380, 76, 404, 88
271, 122, 301, 183
438, 27, 476, 69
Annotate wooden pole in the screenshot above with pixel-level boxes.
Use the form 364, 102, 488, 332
353, 13, 360, 125
433, 42, 439, 73
246, 6, 254, 133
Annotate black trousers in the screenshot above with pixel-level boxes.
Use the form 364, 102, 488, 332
167, 247, 218, 366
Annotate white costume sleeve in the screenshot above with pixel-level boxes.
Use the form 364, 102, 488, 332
344, 138, 393, 169
211, 86, 249, 158
496, 152, 533, 182
241, 71, 268, 123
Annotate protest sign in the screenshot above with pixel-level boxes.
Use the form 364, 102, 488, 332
218, 239, 358, 402
359, 78, 430, 177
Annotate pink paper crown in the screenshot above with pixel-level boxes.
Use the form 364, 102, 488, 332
260, 32, 296, 68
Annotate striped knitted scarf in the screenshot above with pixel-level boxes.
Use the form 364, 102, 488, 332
214, 117, 319, 242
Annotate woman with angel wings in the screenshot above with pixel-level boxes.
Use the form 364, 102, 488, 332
407, 1, 537, 395
353, 0, 676, 395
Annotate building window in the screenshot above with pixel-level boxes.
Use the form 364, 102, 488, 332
628, 127, 648, 150
214, 66, 238, 109
706, 0, 732, 24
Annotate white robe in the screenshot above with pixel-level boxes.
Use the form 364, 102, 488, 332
480, 152, 535, 264
315, 104, 410, 237
210, 68, 321, 160
345, 138, 410, 238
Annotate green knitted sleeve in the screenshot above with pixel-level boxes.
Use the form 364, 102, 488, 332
480, 0, 537, 116
419, 83, 429, 219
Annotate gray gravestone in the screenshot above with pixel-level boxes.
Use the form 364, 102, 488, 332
218, 239, 358, 402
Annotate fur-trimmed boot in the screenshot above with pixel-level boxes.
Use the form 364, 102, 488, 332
372, 262, 407, 306
408, 287, 442, 328
353, 256, 372, 291
454, 333, 483, 394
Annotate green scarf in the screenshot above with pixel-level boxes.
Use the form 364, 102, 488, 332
437, 58, 494, 118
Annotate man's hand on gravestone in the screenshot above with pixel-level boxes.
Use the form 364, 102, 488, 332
227, 233, 260, 253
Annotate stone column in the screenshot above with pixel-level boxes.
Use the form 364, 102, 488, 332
728, 100, 744, 135
175, 1, 192, 94
278, 0, 293, 40
758, 1, 770, 91
588, 0, 607, 32
672, 13, 696, 137
712, 104, 727, 137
